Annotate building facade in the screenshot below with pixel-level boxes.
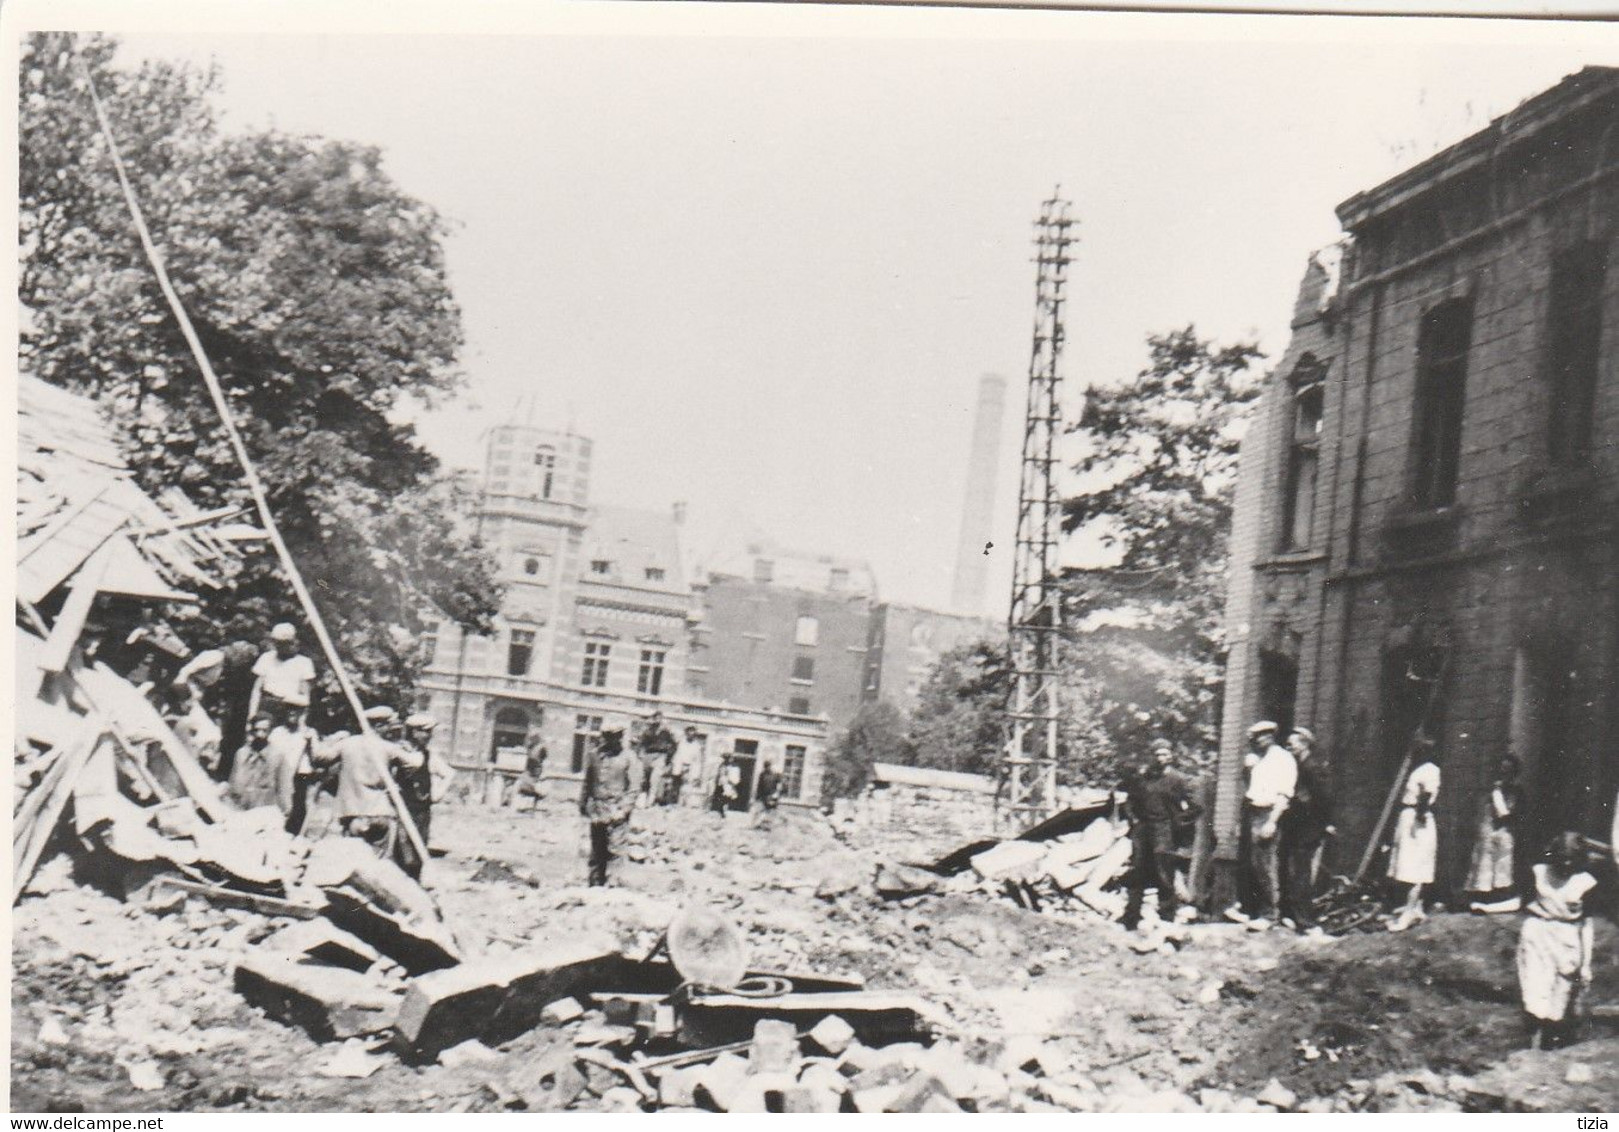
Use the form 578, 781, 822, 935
1219, 68, 1619, 891
419, 425, 829, 805
691, 543, 1001, 735
864, 602, 1003, 711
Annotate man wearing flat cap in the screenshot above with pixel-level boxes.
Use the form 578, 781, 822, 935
313, 705, 425, 876
1280, 726, 1334, 932
1234, 720, 1296, 927
580, 727, 636, 886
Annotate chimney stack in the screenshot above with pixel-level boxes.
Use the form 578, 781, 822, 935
949, 374, 1007, 617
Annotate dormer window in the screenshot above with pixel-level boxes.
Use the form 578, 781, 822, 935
645, 567, 666, 582
590, 559, 611, 575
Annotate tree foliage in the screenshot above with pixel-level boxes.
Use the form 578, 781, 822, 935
19, 32, 501, 720
907, 640, 1009, 778
820, 701, 914, 803
1061, 326, 1263, 777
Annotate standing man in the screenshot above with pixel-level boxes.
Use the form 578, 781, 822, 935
315, 706, 425, 877
400, 714, 442, 850
636, 710, 678, 806
580, 728, 636, 886
514, 722, 548, 811
712, 752, 743, 817
753, 759, 781, 826
1279, 726, 1334, 933
1234, 720, 1296, 928
267, 712, 319, 835
249, 624, 316, 728
227, 714, 279, 810
669, 725, 703, 808
1122, 740, 1199, 931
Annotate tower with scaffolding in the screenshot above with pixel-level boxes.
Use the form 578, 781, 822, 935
1000, 192, 1075, 828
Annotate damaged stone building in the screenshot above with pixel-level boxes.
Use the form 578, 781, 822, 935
1218, 67, 1619, 890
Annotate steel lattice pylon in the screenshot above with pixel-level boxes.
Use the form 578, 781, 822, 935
1000, 191, 1075, 829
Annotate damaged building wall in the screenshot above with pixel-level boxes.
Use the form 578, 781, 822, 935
1220, 66, 1619, 890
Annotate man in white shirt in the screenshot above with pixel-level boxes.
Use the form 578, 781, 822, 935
1238, 720, 1297, 926
669, 726, 704, 807
249, 623, 316, 726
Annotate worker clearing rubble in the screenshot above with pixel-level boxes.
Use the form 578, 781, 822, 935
579, 727, 636, 886
312, 705, 424, 878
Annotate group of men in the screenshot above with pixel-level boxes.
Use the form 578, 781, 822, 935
168, 622, 450, 879
1234, 719, 1333, 932
573, 710, 784, 886
1121, 720, 1331, 934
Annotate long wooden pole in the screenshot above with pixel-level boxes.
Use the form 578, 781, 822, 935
74, 49, 427, 867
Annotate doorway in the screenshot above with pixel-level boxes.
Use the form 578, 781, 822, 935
730, 739, 758, 811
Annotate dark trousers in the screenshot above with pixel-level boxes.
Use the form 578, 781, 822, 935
1124, 824, 1180, 928
1281, 826, 1323, 925
588, 820, 616, 887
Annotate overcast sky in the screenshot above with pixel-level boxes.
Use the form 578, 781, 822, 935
102, 9, 1614, 615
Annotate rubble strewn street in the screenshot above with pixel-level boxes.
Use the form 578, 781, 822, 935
13, 796, 1618, 1113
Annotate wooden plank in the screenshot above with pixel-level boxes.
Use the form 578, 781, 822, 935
13, 726, 108, 904
154, 877, 323, 920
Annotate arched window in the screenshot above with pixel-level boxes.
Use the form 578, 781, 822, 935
524, 557, 540, 576
491, 705, 529, 760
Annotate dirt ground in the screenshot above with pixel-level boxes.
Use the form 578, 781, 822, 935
12, 794, 1619, 1113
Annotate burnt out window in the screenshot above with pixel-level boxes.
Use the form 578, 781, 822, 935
1280, 358, 1326, 551
1410, 299, 1474, 509
1545, 243, 1607, 462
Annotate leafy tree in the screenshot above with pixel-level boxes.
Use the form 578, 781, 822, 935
820, 701, 915, 803
1061, 326, 1263, 777
908, 640, 1008, 777
19, 32, 501, 720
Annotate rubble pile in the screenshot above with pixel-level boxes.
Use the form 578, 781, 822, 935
874, 803, 1136, 922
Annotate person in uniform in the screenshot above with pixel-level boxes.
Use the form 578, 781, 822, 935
580, 728, 636, 886
1122, 739, 1199, 931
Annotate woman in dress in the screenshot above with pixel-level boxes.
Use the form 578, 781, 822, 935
1388, 736, 1441, 932
1516, 832, 1598, 1049
1466, 755, 1521, 913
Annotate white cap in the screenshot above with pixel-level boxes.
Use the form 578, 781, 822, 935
363, 705, 397, 723
404, 713, 437, 730
1248, 720, 1278, 736
270, 623, 297, 642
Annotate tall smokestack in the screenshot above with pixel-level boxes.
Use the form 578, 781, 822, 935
950, 374, 1007, 616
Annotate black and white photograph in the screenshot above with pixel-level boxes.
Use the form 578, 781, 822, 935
9, 0, 1619, 1117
